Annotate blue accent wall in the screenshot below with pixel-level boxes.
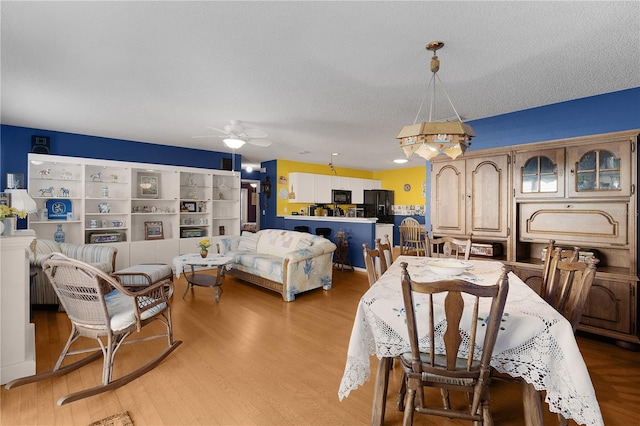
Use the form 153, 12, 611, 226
0, 125, 242, 190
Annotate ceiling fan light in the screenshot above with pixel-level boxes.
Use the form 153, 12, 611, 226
223, 138, 246, 149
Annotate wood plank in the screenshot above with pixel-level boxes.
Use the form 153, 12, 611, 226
1, 266, 638, 425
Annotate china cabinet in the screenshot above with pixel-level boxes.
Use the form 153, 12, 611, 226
429, 130, 638, 345
430, 152, 510, 241
27, 154, 240, 269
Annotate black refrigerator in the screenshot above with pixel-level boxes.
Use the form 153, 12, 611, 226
363, 190, 394, 224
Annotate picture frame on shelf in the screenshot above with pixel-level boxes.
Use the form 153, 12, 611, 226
181, 201, 197, 212
137, 172, 160, 198
144, 221, 164, 240
6, 173, 24, 189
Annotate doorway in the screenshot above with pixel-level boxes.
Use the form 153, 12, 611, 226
241, 180, 260, 231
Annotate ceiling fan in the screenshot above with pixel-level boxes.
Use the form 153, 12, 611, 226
193, 120, 272, 149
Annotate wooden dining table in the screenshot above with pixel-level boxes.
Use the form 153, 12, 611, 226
338, 256, 603, 426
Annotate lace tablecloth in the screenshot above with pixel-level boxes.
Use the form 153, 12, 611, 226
338, 256, 603, 426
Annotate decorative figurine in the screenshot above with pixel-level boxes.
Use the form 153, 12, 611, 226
59, 187, 70, 197
38, 169, 51, 179
60, 169, 73, 180
39, 187, 54, 197
90, 172, 102, 182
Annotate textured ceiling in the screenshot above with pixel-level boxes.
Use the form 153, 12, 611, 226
2, 1, 639, 171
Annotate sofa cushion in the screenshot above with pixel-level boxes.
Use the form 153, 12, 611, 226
238, 231, 259, 251
256, 229, 306, 257
233, 252, 283, 282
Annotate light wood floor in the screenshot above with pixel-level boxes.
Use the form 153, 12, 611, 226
2, 266, 639, 425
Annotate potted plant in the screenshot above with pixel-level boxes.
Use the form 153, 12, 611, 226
0, 205, 27, 236
197, 238, 211, 258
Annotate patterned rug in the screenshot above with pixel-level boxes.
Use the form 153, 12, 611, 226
88, 411, 133, 426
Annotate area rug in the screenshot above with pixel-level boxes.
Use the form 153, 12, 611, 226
88, 411, 133, 426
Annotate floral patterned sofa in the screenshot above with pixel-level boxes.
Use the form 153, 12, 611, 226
216, 229, 336, 301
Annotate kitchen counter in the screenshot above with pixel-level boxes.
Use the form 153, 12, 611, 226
281, 216, 391, 269
283, 215, 377, 223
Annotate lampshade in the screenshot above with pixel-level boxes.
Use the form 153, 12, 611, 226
223, 138, 246, 149
396, 41, 475, 161
6, 189, 37, 214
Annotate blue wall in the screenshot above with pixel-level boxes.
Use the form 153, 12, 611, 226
0, 125, 243, 190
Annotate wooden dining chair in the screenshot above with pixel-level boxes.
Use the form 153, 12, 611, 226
362, 243, 388, 287
399, 219, 428, 256
376, 235, 393, 271
430, 235, 472, 260
397, 262, 510, 425
540, 240, 580, 303
546, 248, 599, 332
5, 253, 182, 405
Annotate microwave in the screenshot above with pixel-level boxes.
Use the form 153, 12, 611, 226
332, 189, 352, 204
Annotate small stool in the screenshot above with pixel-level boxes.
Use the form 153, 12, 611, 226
294, 226, 310, 233
316, 227, 332, 238
112, 263, 174, 296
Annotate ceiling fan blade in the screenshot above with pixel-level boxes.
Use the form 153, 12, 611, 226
192, 135, 220, 139
248, 139, 272, 147
243, 128, 268, 139
205, 126, 230, 135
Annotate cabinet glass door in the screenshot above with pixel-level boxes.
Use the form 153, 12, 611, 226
567, 140, 630, 197
514, 148, 564, 198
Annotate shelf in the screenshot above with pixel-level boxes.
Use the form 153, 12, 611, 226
28, 153, 240, 268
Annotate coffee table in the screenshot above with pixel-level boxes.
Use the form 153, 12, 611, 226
172, 253, 234, 303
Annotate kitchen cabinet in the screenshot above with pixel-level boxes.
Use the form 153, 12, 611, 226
430, 152, 510, 239
289, 172, 380, 204
288, 172, 315, 203
28, 154, 240, 269
315, 175, 332, 204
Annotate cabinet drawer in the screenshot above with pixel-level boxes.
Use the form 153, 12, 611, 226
519, 202, 628, 247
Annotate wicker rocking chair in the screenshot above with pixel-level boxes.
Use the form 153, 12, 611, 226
5, 253, 182, 405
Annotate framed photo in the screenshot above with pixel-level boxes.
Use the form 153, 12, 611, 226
181, 201, 197, 212
6, 173, 25, 189
137, 172, 160, 198
144, 221, 164, 240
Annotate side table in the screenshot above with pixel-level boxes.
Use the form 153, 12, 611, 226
172, 253, 234, 303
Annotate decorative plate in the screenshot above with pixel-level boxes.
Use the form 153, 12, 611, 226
278, 187, 289, 200
403, 183, 411, 192
426, 259, 473, 276
98, 202, 111, 213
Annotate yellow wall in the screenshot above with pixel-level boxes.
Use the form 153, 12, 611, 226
275, 160, 427, 215
372, 166, 427, 206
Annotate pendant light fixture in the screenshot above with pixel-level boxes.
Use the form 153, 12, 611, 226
396, 41, 475, 161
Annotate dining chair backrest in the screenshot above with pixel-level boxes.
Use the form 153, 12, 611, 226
362, 243, 387, 287
398, 262, 510, 424
400, 217, 420, 227
540, 240, 580, 302
546, 248, 599, 332
430, 235, 472, 260
399, 224, 428, 257
375, 235, 393, 271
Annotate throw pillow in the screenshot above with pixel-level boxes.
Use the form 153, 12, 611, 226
238, 231, 259, 251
